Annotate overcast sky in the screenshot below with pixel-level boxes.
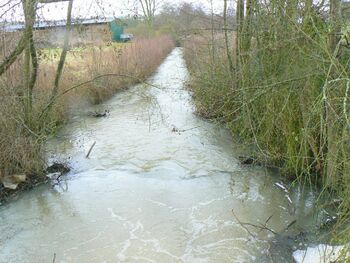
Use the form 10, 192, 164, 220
0, 0, 227, 22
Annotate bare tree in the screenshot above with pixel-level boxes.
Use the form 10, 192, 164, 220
326, 0, 342, 186
329, 0, 341, 52
40, 0, 74, 119
139, 0, 160, 26
0, 0, 32, 76
0, 0, 74, 124
51, 0, 73, 99
223, 0, 234, 73
22, 0, 37, 124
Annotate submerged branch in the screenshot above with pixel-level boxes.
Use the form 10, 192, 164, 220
233, 210, 278, 236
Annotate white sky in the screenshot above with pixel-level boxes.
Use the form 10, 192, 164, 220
0, 0, 227, 22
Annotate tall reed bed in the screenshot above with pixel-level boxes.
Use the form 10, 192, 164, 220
37, 35, 174, 123
0, 35, 174, 181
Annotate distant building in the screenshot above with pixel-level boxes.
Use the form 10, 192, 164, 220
0, 17, 130, 48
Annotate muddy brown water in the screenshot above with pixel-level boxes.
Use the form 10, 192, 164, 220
0, 48, 322, 262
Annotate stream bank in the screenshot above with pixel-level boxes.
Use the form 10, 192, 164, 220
0, 48, 337, 262
0, 36, 175, 205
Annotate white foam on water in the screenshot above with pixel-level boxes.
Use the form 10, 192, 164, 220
293, 244, 344, 263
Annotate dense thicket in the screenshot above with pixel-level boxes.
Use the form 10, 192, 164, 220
181, 0, 350, 249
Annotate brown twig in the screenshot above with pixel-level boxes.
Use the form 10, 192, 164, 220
232, 210, 278, 236
232, 210, 257, 238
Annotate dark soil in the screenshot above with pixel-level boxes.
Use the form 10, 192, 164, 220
0, 173, 48, 205
45, 162, 71, 174
0, 163, 71, 205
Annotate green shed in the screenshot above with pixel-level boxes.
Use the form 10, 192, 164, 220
109, 20, 125, 42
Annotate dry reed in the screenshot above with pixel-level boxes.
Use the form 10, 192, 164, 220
0, 34, 174, 181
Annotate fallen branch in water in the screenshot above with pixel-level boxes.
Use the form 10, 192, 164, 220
232, 210, 277, 236
284, 220, 297, 232
232, 210, 257, 239
171, 125, 201, 133
86, 141, 96, 158
241, 220, 277, 235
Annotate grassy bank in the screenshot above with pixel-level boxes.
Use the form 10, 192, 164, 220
0, 35, 174, 198
183, 31, 350, 247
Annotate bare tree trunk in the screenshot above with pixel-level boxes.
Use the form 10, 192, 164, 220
23, 40, 31, 122
40, 0, 73, 121
139, 0, 155, 27
236, 0, 244, 77
29, 33, 38, 100
223, 0, 234, 73
47, 0, 73, 102
325, 100, 340, 186
210, 0, 215, 66
329, 0, 341, 52
242, 0, 254, 53
286, 0, 297, 21
0, 32, 29, 76
325, 0, 341, 186
22, 0, 36, 125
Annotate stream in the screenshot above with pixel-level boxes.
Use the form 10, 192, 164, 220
0, 48, 329, 262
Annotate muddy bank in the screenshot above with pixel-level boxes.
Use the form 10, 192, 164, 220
0, 174, 47, 205
0, 163, 71, 205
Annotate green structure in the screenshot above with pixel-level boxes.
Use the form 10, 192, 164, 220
109, 20, 125, 42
